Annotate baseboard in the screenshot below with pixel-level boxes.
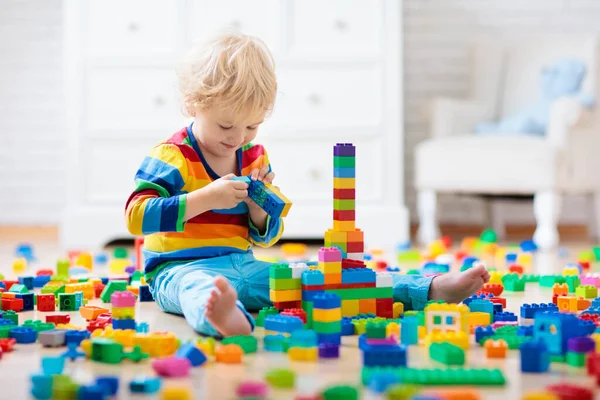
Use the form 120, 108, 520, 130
0, 226, 59, 240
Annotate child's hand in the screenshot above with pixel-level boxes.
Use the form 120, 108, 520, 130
249, 165, 275, 184
206, 174, 249, 209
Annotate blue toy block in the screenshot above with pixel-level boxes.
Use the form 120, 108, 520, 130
176, 342, 207, 366
493, 311, 517, 322
62, 342, 86, 361
333, 167, 355, 178
100, 277, 109, 285
0, 282, 5, 290
475, 326, 495, 343
112, 319, 136, 330
30, 374, 53, 400
461, 257, 478, 270
301, 269, 325, 286
263, 334, 289, 352
18, 276, 34, 290
41, 356, 65, 375
422, 262, 450, 275
520, 239, 538, 252
386, 266, 401, 272
290, 330, 318, 348
264, 315, 304, 334
95, 253, 108, 265
368, 371, 400, 394
77, 385, 106, 400
302, 289, 325, 302
9, 327, 37, 343
493, 303, 503, 313
581, 297, 600, 316
341, 318, 355, 336
462, 293, 492, 307
533, 312, 589, 355
517, 326, 534, 337
469, 299, 495, 315
312, 293, 341, 310
33, 275, 51, 288
136, 322, 149, 333
0, 318, 14, 326
231, 175, 252, 185
520, 303, 558, 319
139, 285, 154, 302
95, 377, 119, 396
129, 376, 161, 394
505, 253, 518, 263
317, 332, 342, 346
362, 344, 407, 367
520, 340, 549, 372
65, 330, 90, 346
580, 319, 596, 335
341, 268, 376, 285
400, 316, 418, 345
15, 293, 34, 311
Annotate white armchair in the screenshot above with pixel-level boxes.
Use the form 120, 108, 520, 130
415, 35, 600, 250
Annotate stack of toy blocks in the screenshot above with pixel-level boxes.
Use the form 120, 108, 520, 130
288, 330, 318, 361
269, 264, 302, 310
111, 291, 136, 330
312, 293, 342, 345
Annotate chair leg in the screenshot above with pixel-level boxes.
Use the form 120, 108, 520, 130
533, 190, 561, 250
592, 191, 600, 240
417, 189, 440, 245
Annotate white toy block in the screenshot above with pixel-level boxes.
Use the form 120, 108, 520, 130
346, 252, 364, 261
435, 254, 453, 265
376, 273, 393, 288
290, 263, 308, 279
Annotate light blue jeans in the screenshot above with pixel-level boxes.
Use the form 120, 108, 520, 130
150, 251, 433, 337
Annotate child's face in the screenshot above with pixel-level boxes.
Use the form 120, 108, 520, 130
192, 105, 265, 158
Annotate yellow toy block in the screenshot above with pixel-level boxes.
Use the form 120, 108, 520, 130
112, 307, 135, 319
341, 299, 359, 317
591, 333, 600, 352
88, 278, 102, 286
317, 261, 342, 274
469, 312, 491, 328
312, 308, 342, 322
386, 322, 400, 338
288, 346, 318, 361
424, 303, 470, 334
109, 259, 131, 275
325, 229, 348, 244
333, 177, 355, 189
269, 289, 301, 303
562, 267, 579, 276
65, 282, 94, 300
489, 271, 503, 285
517, 253, 533, 266
425, 331, 470, 350
358, 299, 376, 314
427, 240, 447, 258
196, 337, 216, 356
56, 323, 83, 330
80, 339, 91, 357
265, 183, 292, 218
494, 248, 506, 267
557, 296, 578, 312
75, 252, 93, 270
333, 220, 355, 231
161, 386, 193, 400
393, 302, 404, 318
12, 257, 27, 274
133, 332, 178, 357
521, 391, 559, 400
418, 326, 427, 339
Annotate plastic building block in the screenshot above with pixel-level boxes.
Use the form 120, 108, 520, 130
37, 293, 56, 312
256, 306, 279, 327
288, 346, 318, 361
160, 386, 193, 400
42, 356, 65, 375
534, 312, 589, 355
138, 285, 154, 302
2, 310, 18, 325
15, 292, 34, 311
152, 356, 191, 377
281, 308, 307, 323
566, 351, 586, 367
65, 329, 90, 346
111, 290, 136, 307
61, 342, 86, 361
362, 343, 407, 367
567, 336, 595, 353
361, 367, 506, 386
289, 330, 317, 348
58, 293, 77, 311
321, 385, 359, 400
236, 381, 269, 399
270, 277, 301, 290
520, 340, 550, 373
100, 281, 128, 303
521, 391, 559, 400
429, 342, 465, 366
493, 311, 517, 322
112, 318, 136, 330
482, 283, 503, 296
129, 376, 161, 394
8, 283, 28, 293
301, 269, 325, 286
222, 335, 258, 354
91, 338, 125, 364
341, 317, 355, 336
468, 299, 494, 316
265, 368, 295, 388
318, 342, 340, 358
215, 343, 243, 364
111, 307, 135, 319
401, 316, 418, 345
484, 339, 507, 358
80, 305, 110, 321
367, 371, 400, 394
0, 338, 16, 352
557, 296, 578, 312
575, 285, 598, 299
425, 331, 469, 350
546, 383, 594, 400
77, 385, 106, 400
30, 374, 53, 400
175, 342, 207, 366
38, 329, 67, 347
520, 303, 558, 319
341, 268, 376, 284
517, 326, 534, 337
264, 315, 304, 334
9, 326, 37, 343
2, 297, 23, 312
263, 334, 289, 352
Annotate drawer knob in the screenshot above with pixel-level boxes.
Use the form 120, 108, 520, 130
128, 22, 139, 32
308, 168, 321, 180
307, 93, 321, 105
334, 19, 348, 31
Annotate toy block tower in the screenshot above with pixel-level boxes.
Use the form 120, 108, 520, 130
325, 143, 365, 261
269, 263, 302, 310
318, 247, 342, 284
312, 293, 342, 345
111, 291, 136, 330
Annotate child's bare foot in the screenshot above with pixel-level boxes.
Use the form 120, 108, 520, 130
429, 264, 491, 304
206, 276, 252, 337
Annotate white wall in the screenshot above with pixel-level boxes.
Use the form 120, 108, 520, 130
404, 0, 600, 225
0, 0, 65, 224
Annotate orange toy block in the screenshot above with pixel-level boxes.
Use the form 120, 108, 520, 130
429, 389, 481, 400
358, 299, 376, 314
127, 286, 139, 296
79, 305, 109, 321
552, 283, 568, 296
215, 344, 243, 364
577, 297, 591, 310
346, 229, 364, 242
324, 273, 341, 285
557, 296, 578, 313
484, 339, 507, 358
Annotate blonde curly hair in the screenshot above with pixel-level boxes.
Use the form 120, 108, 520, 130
176, 31, 277, 120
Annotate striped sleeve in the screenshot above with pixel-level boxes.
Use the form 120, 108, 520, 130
125, 144, 189, 235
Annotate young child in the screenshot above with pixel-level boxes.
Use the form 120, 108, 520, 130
125, 32, 491, 338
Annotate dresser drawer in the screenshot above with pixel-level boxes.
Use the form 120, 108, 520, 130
287, 0, 383, 59
266, 67, 382, 132
84, 67, 186, 132
261, 137, 384, 204
84, 0, 183, 58
188, 0, 282, 53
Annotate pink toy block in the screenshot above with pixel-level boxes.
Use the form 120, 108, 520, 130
581, 274, 600, 288
236, 381, 269, 398
152, 356, 191, 377
318, 247, 342, 262
111, 291, 137, 308
491, 321, 519, 330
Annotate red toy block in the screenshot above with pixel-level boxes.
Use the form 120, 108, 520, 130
36, 269, 54, 276
488, 297, 506, 308
441, 235, 452, 249
454, 250, 468, 261
1, 281, 18, 291
341, 259, 365, 269
333, 189, 355, 200
333, 209, 355, 220
2, 298, 23, 312
508, 264, 523, 275
87, 319, 110, 332
375, 298, 393, 318
346, 242, 364, 253
374, 261, 388, 270
135, 237, 144, 271
482, 284, 503, 297
273, 301, 302, 310
96, 313, 112, 323
578, 261, 591, 271
46, 314, 71, 325
281, 308, 307, 323
94, 284, 105, 298
587, 352, 600, 376
302, 282, 377, 291
0, 338, 17, 352
546, 383, 594, 400
37, 294, 56, 312
552, 293, 559, 305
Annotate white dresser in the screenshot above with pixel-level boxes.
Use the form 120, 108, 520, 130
62, 0, 407, 253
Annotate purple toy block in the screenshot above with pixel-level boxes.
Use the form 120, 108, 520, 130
366, 337, 398, 346
567, 336, 596, 353
236, 381, 269, 398
318, 343, 340, 359
111, 291, 136, 308
333, 143, 356, 157
152, 356, 191, 378
318, 247, 342, 262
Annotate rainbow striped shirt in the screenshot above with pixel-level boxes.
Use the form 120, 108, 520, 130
125, 125, 284, 280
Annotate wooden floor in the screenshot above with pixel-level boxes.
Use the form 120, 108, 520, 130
0, 234, 598, 399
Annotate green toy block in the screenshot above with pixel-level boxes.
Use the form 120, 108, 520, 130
327, 287, 393, 300
365, 321, 387, 339
493, 325, 518, 336
480, 335, 531, 350
327, 242, 347, 252
333, 199, 355, 211
0, 274, 3, 280
429, 342, 465, 366
566, 351, 586, 367
265, 368, 295, 388
2, 310, 18, 325
406, 269, 421, 275
124, 345, 149, 363
540, 275, 565, 288
593, 246, 600, 261
130, 271, 143, 282
91, 338, 124, 364
41, 284, 64, 295
269, 264, 292, 279
361, 367, 506, 386
522, 274, 540, 282
303, 301, 313, 329
334, 156, 355, 168
578, 250, 594, 262
564, 276, 580, 293
8, 284, 28, 294
113, 247, 128, 259
397, 250, 421, 263
52, 374, 79, 399
100, 281, 128, 303
22, 320, 55, 332
0, 325, 13, 338
480, 229, 497, 243
575, 285, 598, 299
56, 259, 70, 277
404, 311, 418, 318
504, 278, 525, 292
386, 384, 421, 400
550, 354, 565, 363
321, 385, 359, 400
501, 273, 518, 283
269, 278, 301, 290
59, 293, 77, 311
222, 335, 258, 354
312, 320, 341, 334
256, 306, 279, 327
